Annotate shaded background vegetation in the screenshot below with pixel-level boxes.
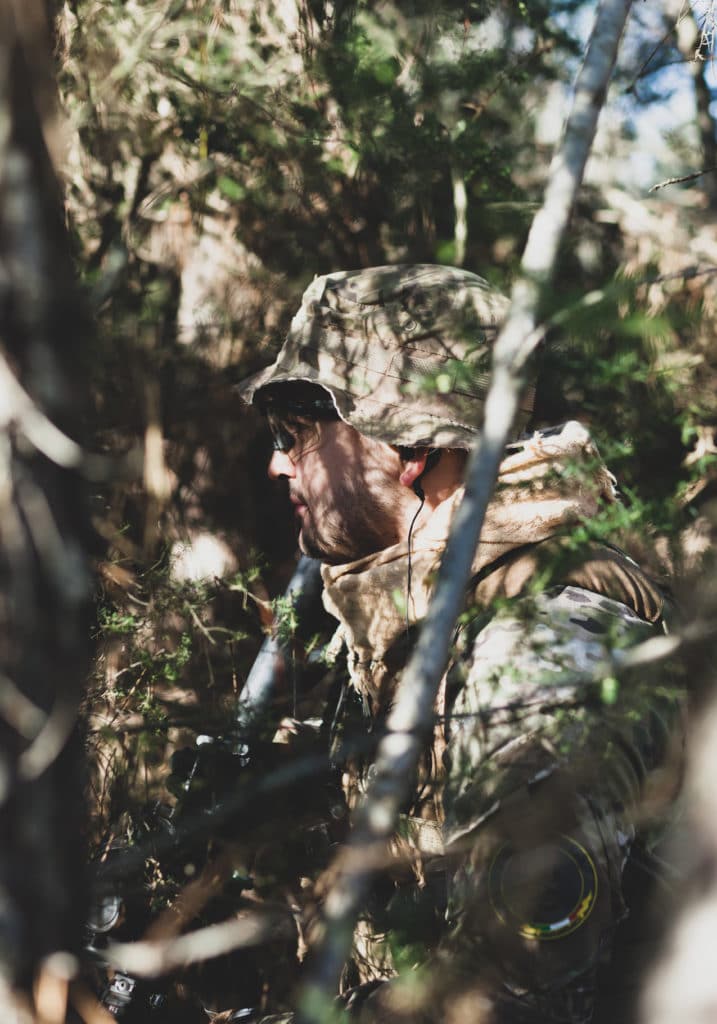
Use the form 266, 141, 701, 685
5, 0, 717, 1018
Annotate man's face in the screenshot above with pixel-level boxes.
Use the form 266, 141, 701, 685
266, 414, 413, 564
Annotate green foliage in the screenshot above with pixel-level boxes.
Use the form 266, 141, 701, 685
87, 555, 269, 845
601, 676, 620, 705
536, 268, 704, 513
60, 0, 582, 303
97, 607, 140, 635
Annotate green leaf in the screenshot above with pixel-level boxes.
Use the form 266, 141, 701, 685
435, 240, 456, 263
217, 175, 246, 200
601, 676, 619, 705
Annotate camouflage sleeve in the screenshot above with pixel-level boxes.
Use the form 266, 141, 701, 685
442, 585, 683, 1021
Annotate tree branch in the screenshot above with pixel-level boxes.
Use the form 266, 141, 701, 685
297, 1, 635, 1018
106, 910, 295, 977
649, 166, 717, 192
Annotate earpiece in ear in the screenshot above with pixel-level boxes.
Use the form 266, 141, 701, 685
412, 449, 440, 500
400, 446, 440, 502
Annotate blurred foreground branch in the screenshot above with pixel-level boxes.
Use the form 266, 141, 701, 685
0, 0, 93, 1017
639, 547, 717, 1023
107, 909, 295, 977
297, 1, 635, 1019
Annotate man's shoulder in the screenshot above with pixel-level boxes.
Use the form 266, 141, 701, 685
471, 537, 665, 625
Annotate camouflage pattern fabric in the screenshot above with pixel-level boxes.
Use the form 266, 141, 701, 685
239, 264, 535, 448
439, 584, 679, 1022
330, 586, 678, 1021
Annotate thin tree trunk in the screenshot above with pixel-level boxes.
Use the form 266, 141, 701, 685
0, 0, 93, 1017
296, 1, 635, 1020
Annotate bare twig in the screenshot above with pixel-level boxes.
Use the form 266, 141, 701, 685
649, 166, 717, 191
649, 263, 717, 284
623, 0, 689, 95
0, 348, 114, 481
106, 909, 294, 976
297, 2, 635, 1019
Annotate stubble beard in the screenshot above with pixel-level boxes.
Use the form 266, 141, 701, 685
296, 480, 407, 565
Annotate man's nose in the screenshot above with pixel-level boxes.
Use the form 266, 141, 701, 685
268, 449, 296, 480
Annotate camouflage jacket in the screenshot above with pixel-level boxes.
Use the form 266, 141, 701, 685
317, 426, 682, 1011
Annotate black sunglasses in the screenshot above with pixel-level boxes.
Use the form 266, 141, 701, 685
260, 391, 339, 459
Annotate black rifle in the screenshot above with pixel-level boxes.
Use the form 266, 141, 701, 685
235, 555, 325, 733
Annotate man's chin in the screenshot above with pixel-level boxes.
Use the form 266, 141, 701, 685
298, 527, 345, 565
298, 528, 324, 562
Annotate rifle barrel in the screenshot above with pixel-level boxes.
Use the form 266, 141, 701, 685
236, 555, 323, 732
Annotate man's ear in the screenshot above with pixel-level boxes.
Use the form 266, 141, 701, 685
398, 448, 428, 490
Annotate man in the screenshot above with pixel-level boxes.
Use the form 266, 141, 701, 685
240, 265, 680, 1023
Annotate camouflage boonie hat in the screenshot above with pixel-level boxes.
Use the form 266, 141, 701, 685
239, 264, 535, 448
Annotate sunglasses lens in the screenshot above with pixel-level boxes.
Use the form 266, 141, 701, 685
266, 408, 327, 463
268, 415, 295, 453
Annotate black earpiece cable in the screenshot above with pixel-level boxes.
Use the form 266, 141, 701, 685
406, 485, 425, 645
